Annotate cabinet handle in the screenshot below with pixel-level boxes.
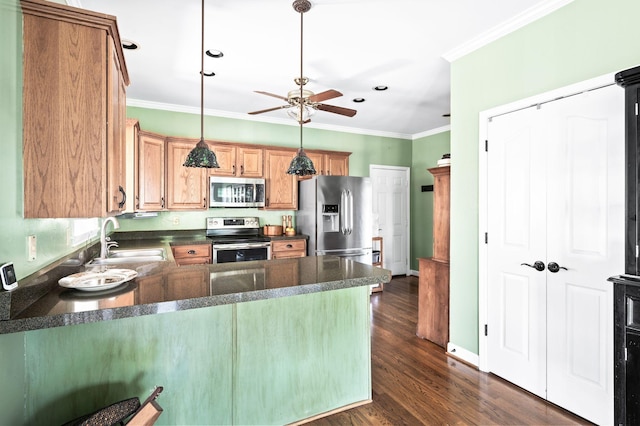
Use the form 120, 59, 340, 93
266, 198, 269, 207
188, 250, 196, 255
286, 244, 293, 248
240, 165, 244, 175
135, 195, 140, 210
118, 186, 126, 208
203, 197, 206, 208
161, 197, 165, 209
232, 164, 236, 175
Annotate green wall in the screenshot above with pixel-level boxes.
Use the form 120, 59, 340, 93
449, 0, 640, 354
410, 130, 450, 271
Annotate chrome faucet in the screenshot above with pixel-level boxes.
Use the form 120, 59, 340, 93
99, 217, 120, 259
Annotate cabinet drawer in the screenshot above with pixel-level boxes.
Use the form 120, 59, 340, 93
272, 239, 306, 255
172, 244, 212, 265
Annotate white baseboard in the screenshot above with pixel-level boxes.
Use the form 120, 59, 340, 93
446, 343, 479, 367
410, 269, 419, 276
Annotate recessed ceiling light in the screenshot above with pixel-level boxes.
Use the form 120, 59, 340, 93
206, 49, 224, 58
353, 98, 365, 103
121, 39, 139, 50
373, 85, 388, 91
202, 71, 215, 77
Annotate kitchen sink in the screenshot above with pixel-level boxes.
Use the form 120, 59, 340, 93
86, 248, 167, 266
109, 248, 166, 258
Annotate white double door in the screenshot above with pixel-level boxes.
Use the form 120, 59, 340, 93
486, 84, 623, 425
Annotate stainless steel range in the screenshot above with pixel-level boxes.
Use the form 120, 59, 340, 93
206, 217, 271, 263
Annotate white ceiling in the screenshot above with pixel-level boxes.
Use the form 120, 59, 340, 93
77, 0, 569, 139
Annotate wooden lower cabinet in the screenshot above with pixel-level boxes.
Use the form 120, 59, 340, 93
172, 244, 212, 266
165, 268, 209, 300
271, 239, 307, 259
417, 257, 449, 348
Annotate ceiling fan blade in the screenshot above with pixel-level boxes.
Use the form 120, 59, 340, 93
315, 103, 357, 117
254, 91, 289, 102
248, 105, 290, 115
309, 89, 342, 103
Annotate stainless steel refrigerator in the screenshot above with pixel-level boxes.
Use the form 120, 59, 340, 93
298, 176, 372, 264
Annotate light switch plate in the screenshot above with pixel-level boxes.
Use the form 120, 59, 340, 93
28, 235, 36, 261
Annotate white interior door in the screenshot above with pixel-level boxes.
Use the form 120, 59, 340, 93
486, 84, 623, 424
370, 165, 410, 275
487, 105, 548, 398
543, 88, 623, 424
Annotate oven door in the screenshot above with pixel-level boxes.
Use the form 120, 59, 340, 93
212, 242, 271, 263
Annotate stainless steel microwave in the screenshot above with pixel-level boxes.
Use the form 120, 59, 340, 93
209, 177, 265, 208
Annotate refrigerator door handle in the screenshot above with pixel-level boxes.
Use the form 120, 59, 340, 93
340, 189, 348, 235
347, 190, 354, 235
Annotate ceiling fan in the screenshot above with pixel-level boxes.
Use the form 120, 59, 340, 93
248, 0, 357, 123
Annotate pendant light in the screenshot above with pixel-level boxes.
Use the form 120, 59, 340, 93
183, 0, 220, 169
287, 0, 316, 176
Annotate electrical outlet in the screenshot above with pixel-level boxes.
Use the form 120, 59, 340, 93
172, 217, 180, 225
27, 235, 37, 261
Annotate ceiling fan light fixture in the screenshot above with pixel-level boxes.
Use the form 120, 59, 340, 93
184, 0, 219, 169
286, 105, 314, 122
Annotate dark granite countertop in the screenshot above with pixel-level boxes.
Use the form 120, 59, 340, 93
0, 231, 388, 335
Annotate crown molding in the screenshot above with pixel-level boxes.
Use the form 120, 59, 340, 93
413, 125, 451, 140
443, 0, 574, 62
127, 98, 414, 140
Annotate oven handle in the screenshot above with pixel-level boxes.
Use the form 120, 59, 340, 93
212, 243, 271, 250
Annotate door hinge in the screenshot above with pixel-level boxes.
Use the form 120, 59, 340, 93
485, 140, 488, 152
636, 244, 639, 258
636, 102, 638, 116
484, 324, 488, 336
485, 232, 488, 244
625, 346, 628, 361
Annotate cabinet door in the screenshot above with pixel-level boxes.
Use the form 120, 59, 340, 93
23, 12, 107, 218
106, 38, 127, 213
138, 131, 166, 211
136, 274, 165, 304
303, 152, 324, 178
165, 268, 209, 300
172, 244, 212, 266
264, 149, 298, 210
166, 140, 207, 210
326, 153, 349, 176
208, 144, 236, 177
237, 147, 263, 178
271, 239, 306, 259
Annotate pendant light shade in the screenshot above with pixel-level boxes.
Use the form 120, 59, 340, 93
184, 0, 219, 169
286, 0, 316, 176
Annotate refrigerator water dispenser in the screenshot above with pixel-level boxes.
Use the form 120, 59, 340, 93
322, 204, 339, 232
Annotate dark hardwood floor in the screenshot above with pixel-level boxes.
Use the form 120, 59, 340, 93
308, 275, 591, 425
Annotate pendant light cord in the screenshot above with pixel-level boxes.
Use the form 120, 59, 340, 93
299, 6, 304, 149
200, 0, 205, 142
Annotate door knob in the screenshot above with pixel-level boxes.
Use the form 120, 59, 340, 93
547, 262, 568, 273
521, 261, 546, 271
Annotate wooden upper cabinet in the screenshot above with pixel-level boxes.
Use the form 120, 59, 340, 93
22, 0, 129, 218
301, 151, 350, 178
429, 166, 450, 262
264, 148, 298, 210
137, 130, 166, 211
166, 138, 207, 210
325, 153, 350, 176
208, 143, 263, 178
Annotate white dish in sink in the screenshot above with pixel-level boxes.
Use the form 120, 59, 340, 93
59, 269, 138, 292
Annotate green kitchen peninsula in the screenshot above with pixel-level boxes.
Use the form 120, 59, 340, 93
0, 253, 390, 425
